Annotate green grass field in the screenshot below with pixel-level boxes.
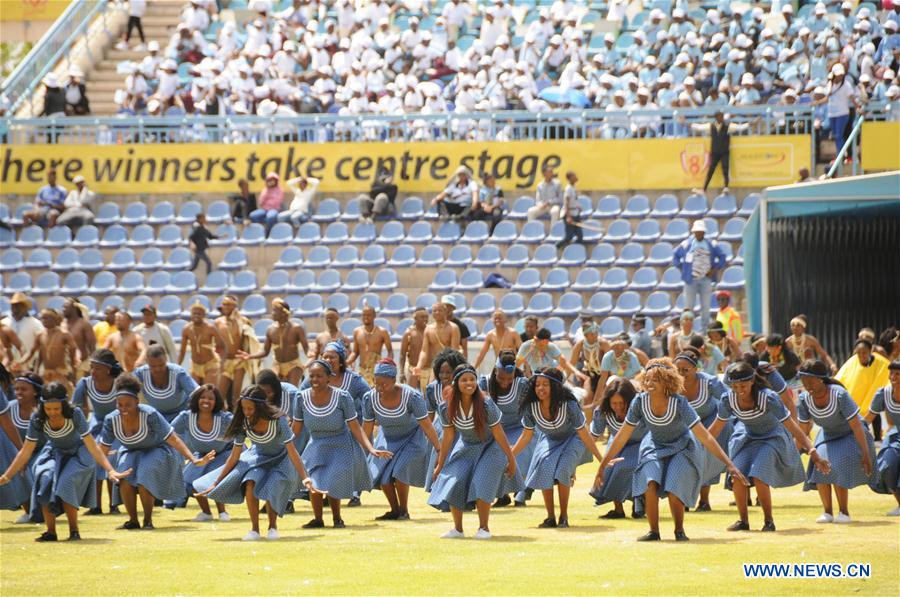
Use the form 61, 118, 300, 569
1, 463, 898, 596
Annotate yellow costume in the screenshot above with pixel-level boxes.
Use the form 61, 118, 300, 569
93, 321, 116, 347
276, 358, 304, 379
359, 352, 378, 386
836, 352, 890, 415
716, 306, 744, 342
191, 358, 220, 380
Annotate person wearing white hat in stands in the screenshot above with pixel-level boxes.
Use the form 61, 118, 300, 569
64, 67, 90, 115
813, 63, 860, 159
441, 0, 472, 42
40, 74, 67, 119
57, 175, 95, 228
731, 73, 760, 106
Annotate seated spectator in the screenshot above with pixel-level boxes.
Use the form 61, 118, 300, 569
40, 74, 66, 118
64, 67, 90, 115
470, 173, 504, 234
431, 166, 477, 221
359, 169, 398, 223
249, 172, 285, 231
278, 175, 320, 226
56, 175, 95, 228
23, 169, 67, 228
229, 179, 257, 224
527, 165, 562, 224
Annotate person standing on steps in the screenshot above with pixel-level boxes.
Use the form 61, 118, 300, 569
690, 111, 752, 194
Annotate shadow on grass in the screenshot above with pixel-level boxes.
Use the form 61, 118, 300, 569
68, 537, 114, 544
480, 535, 538, 543
764, 527, 822, 535
214, 534, 322, 543
555, 524, 616, 532
674, 536, 746, 544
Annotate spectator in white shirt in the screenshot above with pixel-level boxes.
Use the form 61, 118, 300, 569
133, 305, 177, 362
116, 0, 147, 50
441, 0, 472, 41
2, 293, 44, 372
278, 175, 321, 225
528, 165, 563, 224
56, 175, 95, 228
479, 10, 505, 49
431, 166, 478, 220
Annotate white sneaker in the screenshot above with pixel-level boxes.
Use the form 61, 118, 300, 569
834, 513, 852, 524
218, 512, 231, 522
266, 528, 280, 540
115, 40, 127, 50
440, 528, 465, 539
815, 513, 834, 523
474, 528, 492, 540
14, 513, 31, 524
242, 530, 261, 541
886, 507, 900, 517
134, 43, 146, 51
192, 512, 214, 522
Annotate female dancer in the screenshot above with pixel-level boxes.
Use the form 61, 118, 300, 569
362, 358, 440, 520
256, 368, 303, 509
798, 360, 875, 523
589, 378, 647, 519
0, 382, 128, 541
513, 367, 605, 528
866, 359, 900, 515
428, 364, 517, 539
171, 384, 234, 522
10, 372, 43, 523
0, 365, 30, 516
709, 362, 829, 532
479, 350, 533, 507
674, 349, 730, 511
424, 349, 467, 492
100, 374, 212, 530
72, 349, 122, 514
594, 359, 747, 541
293, 360, 388, 528
195, 385, 315, 541
133, 345, 198, 423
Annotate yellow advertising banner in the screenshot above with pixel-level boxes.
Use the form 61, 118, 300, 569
0, 0, 70, 22
0, 135, 809, 195
860, 122, 900, 172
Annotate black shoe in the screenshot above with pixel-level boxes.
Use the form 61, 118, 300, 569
284, 501, 295, 514
601, 510, 626, 519
333, 519, 346, 529
153, 499, 163, 506
302, 518, 325, 529
142, 521, 154, 530
397, 512, 410, 521
674, 530, 689, 542
35, 531, 57, 542
347, 497, 361, 507
67, 531, 81, 541
557, 517, 569, 528
761, 520, 776, 532
375, 510, 399, 521
513, 500, 526, 507
109, 506, 121, 514
493, 495, 512, 507
538, 517, 557, 528
632, 509, 646, 519
117, 520, 141, 530
260, 504, 267, 514
727, 520, 750, 531
695, 502, 711, 512
163, 502, 176, 510
637, 531, 660, 542
85, 507, 102, 516
684, 506, 690, 512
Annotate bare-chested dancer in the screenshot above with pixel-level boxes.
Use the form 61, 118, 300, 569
348, 305, 393, 386
473, 310, 522, 369
786, 315, 837, 373
0, 321, 22, 370
216, 295, 253, 406
399, 308, 428, 393
20, 309, 79, 395
307, 308, 349, 360
104, 311, 146, 373
178, 303, 225, 384
63, 299, 95, 381
412, 302, 460, 387
239, 298, 308, 386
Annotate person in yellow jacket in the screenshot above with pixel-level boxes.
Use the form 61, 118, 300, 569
836, 339, 890, 439
714, 290, 743, 343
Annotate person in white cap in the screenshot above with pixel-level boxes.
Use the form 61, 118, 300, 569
431, 166, 478, 221
813, 63, 861, 158
809, 2, 830, 35
64, 67, 90, 115
673, 220, 727, 331
40, 74, 67, 120
540, 34, 567, 77
57, 175, 95, 228
441, 0, 472, 42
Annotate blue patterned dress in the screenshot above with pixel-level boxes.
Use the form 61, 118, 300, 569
521, 400, 592, 489
686, 372, 732, 486
798, 386, 876, 490
424, 380, 454, 492
0, 389, 31, 510
133, 363, 197, 422
363, 385, 431, 487
100, 404, 186, 504
27, 408, 96, 518
72, 375, 119, 481
868, 385, 900, 494
194, 416, 299, 516
300, 370, 370, 423
589, 408, 648, 506
171, 410, 234, 499
427, 398, 515, 511
717, 389, 805, 488
295, 387, 373, 500
626, 393, 705, 506
479, 375, 531, 500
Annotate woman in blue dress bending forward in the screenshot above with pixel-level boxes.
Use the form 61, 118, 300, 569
865, 359, 900, 515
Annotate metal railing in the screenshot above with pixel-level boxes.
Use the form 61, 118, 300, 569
1, 0, 114, 116
825, 114, 866, 179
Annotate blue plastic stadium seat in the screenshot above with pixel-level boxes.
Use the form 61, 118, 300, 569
210, 224, 236, 246
375, 318, 393, 337
530, 243, 558, 267
107, 248, 137, 271
612, 291, 642, 316
738, 193, 760, 217
312, 198, 341, 223
501, 244, 529, 267
237, 223, 266, 246
701, 217, 720, 240
650, 193, 679, 218
50, 248, 78, 272
296, 294, 324, 318
94, 202, 121, 225
148, 201, 175, 225
97, 224, 127, 248
241, 294, 268, 318
69, 225, 98, 248
339, 317, 361, 338
558, 243, 586, 267
720, 217, 746, 241
541, 267, 570, 291
628, 266, 659, 290
414, 293, 437, 312
428, 269, 459, 292
399, 197, 424, 220
709, 193, 737, 217
262, 269, 291, 293
586, 243, 615, 267
127, 224, 154, 248
553, 292, 583, 317
718, 240, 734, 262
578, 196, 594, 218
604, 219, 632, 243
467, 293, 496, 317
156, 295, 182, 320
416, 244, 444, 267
156, 224, 185, 248
77, 248, 104, 272
99, 295, 125, 314
89, 271, 117, 295
572, 268, 601, 291
588, 292, 613, 316
229, 270, 259, 294
632, 219, 661, 243
499, 292, 525, 316
289, 270, 316, 293
543, 317, 566, 341
135, 247, 164, 271
342, 269, 370, 292
599, 267, 629, 290
376, 222, 405, 244
265, 222, 294, 245
333, 246, 360, 268
0, 227, 13, 248
511, 268, 541, 291
657, 266, 683, 290
622, 195, 651, 218
599, 316, 625, 338
282, 295, 303, 314
167, 271, 197, 294
645, 242, 674, 266
182, 295, 211, 318
518, 221, 546, 244
341, 198, 361, 222
163, 247, 191, 270
0, 248, 23, 273
121, 203, 148, 225
509, 197, 534, 220
274, 247, 304, 269
25, 248, 52, 268
205, 200, 230, 224
717, 265, 746, 290
642, 291, 673, 316
733, 243, 744, 265
387, 244, 415, 267
382, 293, 411, 317
461, 221, 489, 244
219, 247, 248, 270
524, 292, 554, 316
146, 271, 171, 294
435, 222, 461, 244
175, 200, 203, 225
679, 193, 708, 217
169, 318, 189, 338
359, 245, 386, 268
352, 293, 381, 315
7, 272, 32, 293
391, 318, 412, 342
313, 269, 341, 292
473, 245, 501, 267
454, 268, 483, 292
661, 218, 690, 242
617, 242, 645, 267
446, 245, 473, 267
326, 293, 351, 316
33, 271, 62, 295
304, 246, 332, 268
295, 222, 321, 245
117, 271, 145, 294
350, 222, 376, 244
128, 295, 153, 317
489, 221, 518, 243
45, 226, 71, 248
253, 319, 272, 341
406, 221, 433, 244
595, 195, 622, 218
546, 224, 566, 244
